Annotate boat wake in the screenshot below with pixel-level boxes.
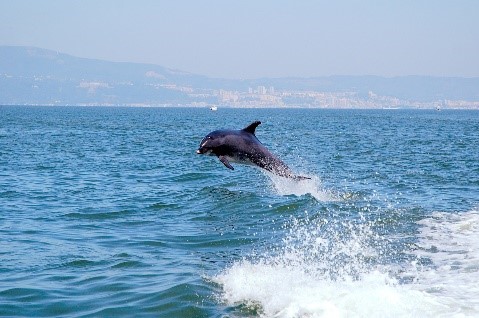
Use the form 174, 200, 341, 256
213, 209, 479, 317
410, 209, 479, 314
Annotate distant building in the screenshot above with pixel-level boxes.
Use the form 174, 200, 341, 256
257, 86, 266, 94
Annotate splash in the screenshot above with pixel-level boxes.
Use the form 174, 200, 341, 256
213, 211, 478, 317
266, 173, 338, 202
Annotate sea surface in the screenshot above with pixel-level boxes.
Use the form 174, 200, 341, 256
1, 106, 478, 317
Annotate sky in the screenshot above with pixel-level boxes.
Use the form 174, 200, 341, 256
1, 0, 478, 79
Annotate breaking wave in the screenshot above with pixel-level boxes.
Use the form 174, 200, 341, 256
213, 209, 479, 317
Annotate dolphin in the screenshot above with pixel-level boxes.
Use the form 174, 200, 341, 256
196, 121, 310, 180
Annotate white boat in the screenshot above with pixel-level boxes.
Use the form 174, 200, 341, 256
210, 106, 218, 111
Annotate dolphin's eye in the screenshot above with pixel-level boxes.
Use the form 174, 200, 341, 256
201, 136, 212, 148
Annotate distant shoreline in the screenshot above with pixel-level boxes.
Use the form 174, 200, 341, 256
1, 104, 478, 110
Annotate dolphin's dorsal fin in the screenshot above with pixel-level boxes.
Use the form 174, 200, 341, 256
242, 121, 261, 135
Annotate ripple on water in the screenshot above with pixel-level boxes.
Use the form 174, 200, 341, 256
1, 107, 478, 317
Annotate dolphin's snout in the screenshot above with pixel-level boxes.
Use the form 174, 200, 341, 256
197, 147, 212, 155
196, 147, 207, 154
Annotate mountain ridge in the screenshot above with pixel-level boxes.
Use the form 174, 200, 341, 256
1, 46, 478, 107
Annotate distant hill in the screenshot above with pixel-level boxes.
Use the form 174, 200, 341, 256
1, 46, 478, 106
0, 46, 213, 105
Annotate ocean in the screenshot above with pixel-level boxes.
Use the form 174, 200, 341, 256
1, 106, 478, 317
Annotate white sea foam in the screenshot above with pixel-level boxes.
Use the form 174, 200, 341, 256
215, 262, 445, 318
266, 173, 338, 202
213, 209, 479, 317
410, 209, 479, 315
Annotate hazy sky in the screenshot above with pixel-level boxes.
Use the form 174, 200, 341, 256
1, 0, 478, 78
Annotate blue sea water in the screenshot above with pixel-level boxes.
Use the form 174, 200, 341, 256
0, 106, 478, 317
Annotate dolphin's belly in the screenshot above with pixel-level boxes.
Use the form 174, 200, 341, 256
225, 154, 256, 166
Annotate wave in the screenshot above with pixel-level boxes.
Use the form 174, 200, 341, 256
213, 209, 479, 317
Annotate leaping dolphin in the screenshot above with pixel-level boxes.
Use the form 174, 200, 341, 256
196, 121, 310, 180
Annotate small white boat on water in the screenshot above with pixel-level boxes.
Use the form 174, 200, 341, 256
210, 106, 218, 111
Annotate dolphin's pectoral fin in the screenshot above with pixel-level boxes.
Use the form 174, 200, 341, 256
219, 156, 234, 170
